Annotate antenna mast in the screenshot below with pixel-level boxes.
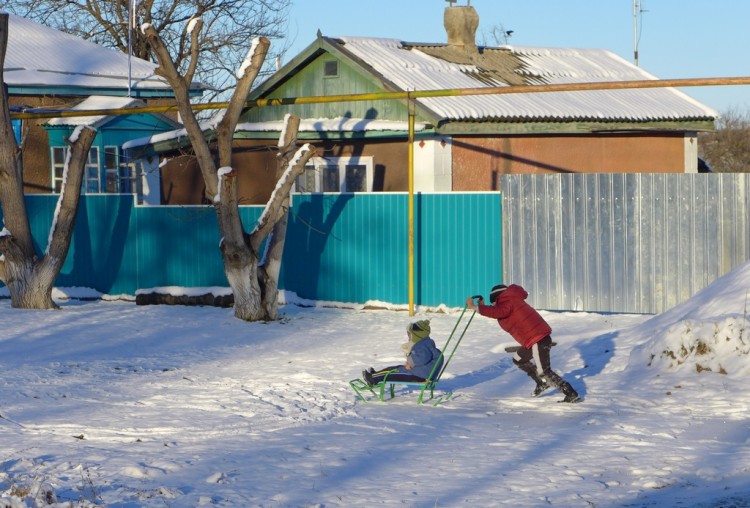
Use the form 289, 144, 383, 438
633, 0, 641, 66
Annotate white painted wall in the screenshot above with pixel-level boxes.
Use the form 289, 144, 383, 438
684, 133, 698, 173
413, 136, 452, 191
141, 157, 161, 205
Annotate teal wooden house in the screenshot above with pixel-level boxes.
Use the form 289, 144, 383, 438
43, 96, 181, 204
5, 13, 207, 200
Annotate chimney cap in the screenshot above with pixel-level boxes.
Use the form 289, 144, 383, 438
444, 4, 479, 54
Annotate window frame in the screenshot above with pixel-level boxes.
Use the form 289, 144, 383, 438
293, 156, 373, 193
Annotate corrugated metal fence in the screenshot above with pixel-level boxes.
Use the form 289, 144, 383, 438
6, 178, 747, 314
500, 173, 750, 314
3, 192, 502, 308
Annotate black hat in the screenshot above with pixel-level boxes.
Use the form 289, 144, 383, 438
489, 284, 507, 303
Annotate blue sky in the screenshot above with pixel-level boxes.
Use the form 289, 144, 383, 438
285, 0, 750, 113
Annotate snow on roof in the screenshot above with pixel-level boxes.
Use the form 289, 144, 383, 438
237, 117, 427, 133
45, 96, 143, 128
121, 117, 426, 150
4, 13, 182, 92
335, 36, 718, 122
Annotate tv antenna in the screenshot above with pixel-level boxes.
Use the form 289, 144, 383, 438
633, 0, 647, 66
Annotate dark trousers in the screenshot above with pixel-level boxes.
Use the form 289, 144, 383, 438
372, 365, 426, 384
513, 335, 553, 375
513, 335, 577, 397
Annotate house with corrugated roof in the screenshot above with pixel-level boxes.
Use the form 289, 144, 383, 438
43, 96, 182, 203
135, 4, 717, 204
5, 13, 207, 201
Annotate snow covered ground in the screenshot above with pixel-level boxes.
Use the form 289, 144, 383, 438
1, 263, 750, 507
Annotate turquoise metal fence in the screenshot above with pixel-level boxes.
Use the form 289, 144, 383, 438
283, 193, 502, 306
2, 192, 503, 308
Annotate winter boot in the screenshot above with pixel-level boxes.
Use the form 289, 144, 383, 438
363, 370, 374, 387
514, 359, 550, 397
533, 378, 551, 397
543, 369, 580, 403
560, 388, 580, 403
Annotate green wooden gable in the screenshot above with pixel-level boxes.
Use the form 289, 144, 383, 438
242, 38, 436, 131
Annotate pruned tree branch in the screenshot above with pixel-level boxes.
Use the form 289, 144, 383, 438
43, 126, 97, 267
216, 36, 270, 168
184, 16, 202, 86
142, 21, 219, 198
250, 142, 314, 252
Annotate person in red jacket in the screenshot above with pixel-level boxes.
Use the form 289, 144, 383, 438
466, 284, 580, 403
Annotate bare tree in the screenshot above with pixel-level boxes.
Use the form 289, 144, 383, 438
0, 14, 97, 309
0, 0, 292, 101
142, 16, 313, 321
481, 24, 514, 46
699, 108, 750, 173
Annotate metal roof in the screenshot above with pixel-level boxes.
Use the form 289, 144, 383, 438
333, 37, 718, 123
44, 96, 181, 129
3, 13, 207, 95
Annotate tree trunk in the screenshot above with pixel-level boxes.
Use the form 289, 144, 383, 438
143, 21, 314, 322
0, 14, 98, 309
259, 116, 303, 320
0, 126, 97, 309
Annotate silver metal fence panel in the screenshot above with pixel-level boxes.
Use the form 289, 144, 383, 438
501, 173, 749, 315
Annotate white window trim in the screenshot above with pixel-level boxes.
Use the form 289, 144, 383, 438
50, 146, 66, 193
84, 146, 101, 194
293, 156, 373, 193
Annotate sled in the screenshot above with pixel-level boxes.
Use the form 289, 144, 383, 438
349, 306, 475, 405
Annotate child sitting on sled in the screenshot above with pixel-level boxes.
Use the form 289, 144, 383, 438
362, 319, 444, 386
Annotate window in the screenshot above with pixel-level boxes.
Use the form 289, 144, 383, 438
323, 60, 339, 78
51, 145, 141, 197
294, 157, 373, 193
51, 146, 66, 193
83, 147, 101, 193
119, 162, 139, 194
104, 146, 120, 193
52, 146, 101, 193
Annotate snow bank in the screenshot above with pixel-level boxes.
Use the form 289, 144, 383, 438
628, 260, 750, 377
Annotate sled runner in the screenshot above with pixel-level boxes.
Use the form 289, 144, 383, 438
350, 306, 475, 405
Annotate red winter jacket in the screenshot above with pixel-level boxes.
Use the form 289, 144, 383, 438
477, 284, 551, 348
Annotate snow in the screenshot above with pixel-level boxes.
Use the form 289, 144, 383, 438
1, 262, 750, 507
278, 113, 291, 149
214, 167, 233, 203
45, 96, 142, 128
121, 117, 428, 150
236, 38, 261, 79
186, 17, 201, 36
251, 143, 312, 235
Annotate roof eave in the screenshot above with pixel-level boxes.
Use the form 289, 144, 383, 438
435, 118, 716, 135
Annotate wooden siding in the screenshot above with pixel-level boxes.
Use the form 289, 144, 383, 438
243, 53, 410, 123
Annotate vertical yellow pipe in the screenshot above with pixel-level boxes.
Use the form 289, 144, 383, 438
408, 98, 415, 316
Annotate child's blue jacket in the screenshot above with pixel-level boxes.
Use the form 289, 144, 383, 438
405, 337, 443, 380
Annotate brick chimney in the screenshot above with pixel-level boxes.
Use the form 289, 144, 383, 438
444, 5, 479, 55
